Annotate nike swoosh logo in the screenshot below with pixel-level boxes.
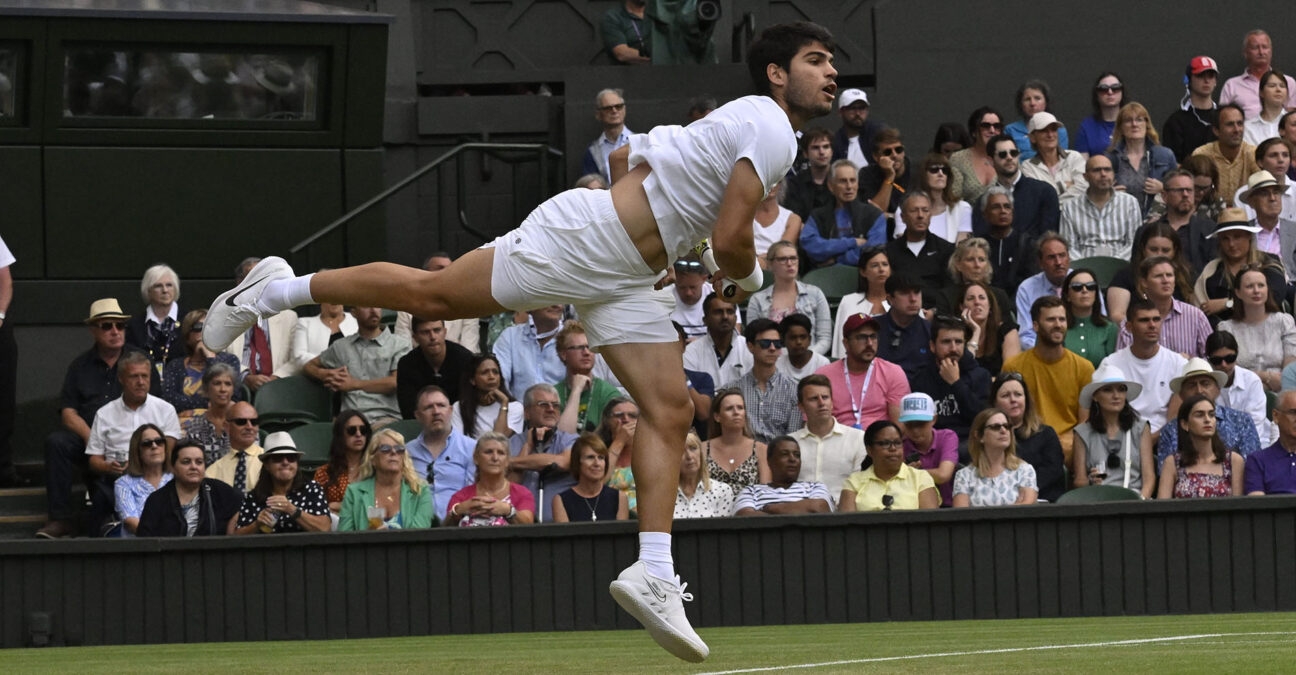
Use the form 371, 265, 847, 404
225, 280, 258, 307
647, 580, 669, 603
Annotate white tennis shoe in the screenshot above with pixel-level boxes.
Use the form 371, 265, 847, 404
203, 256, 294, 351
609, 561, 709, 662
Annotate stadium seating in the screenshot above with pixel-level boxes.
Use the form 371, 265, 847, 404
385, 419, 423, 443
254, 375, 332, 432
1072, 256, 1125, 289
801, 265, 858, 307
287, 421, 335, 469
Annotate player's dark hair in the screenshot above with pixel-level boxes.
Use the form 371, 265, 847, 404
746, 22, 836, 96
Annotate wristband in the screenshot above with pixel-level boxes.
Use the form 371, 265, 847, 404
731, 263, 764, 292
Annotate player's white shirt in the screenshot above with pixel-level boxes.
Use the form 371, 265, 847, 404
629, 95, 797, 262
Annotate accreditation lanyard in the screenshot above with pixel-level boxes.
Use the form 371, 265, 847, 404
843, 360, 875, 430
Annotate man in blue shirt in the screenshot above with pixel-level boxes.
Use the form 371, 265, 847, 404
1245, 389, 1296, 494
405, 385, 477, 520
800, 160, 886, 267
495, 305, 566, 399
1016, 233, 1072, 348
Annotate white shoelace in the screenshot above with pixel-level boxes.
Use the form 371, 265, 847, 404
675, 578, 694, 602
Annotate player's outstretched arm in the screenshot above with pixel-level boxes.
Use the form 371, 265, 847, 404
710, 158, 766, 303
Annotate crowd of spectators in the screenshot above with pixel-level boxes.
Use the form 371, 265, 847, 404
27, 28, 1296, 540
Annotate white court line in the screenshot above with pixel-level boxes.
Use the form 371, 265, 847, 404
696, 631, 1296, 675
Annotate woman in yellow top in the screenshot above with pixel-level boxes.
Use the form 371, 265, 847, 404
839, 420, 938, 511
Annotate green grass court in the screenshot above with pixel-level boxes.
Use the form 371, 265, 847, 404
7, 612, 1295, 673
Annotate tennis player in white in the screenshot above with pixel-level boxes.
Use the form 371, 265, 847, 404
205, 21, 838, 662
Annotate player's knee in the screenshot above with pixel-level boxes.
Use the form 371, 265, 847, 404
644, 389, 693, 433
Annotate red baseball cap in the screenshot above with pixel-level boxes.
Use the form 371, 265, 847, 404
841, 313, 879, 336
1189, 56, 1219, 75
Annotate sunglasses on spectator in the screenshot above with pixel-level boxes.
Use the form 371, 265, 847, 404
139, 437, 165, 448
531, 400, 560, 410
612, 411, 640, 420
675, 260, 705, 271
978, 121, 1003, 130
265, 454, 298, 464
598, 102, 625, 112
878, 146, 905, 157
1106, 448, 1123, 470
376, 444, 405, 455
229, 417, 259, 427
190, 321, 205, 333
755, 338, 784, 350
927, 165, 951, 176
1208, 353, 1238, 366
346, 424, 371, 436
870, 439, 903, 449
1096, 84, 1124, 93
984, 422, 1012, 432
1069, 282, 1099, 292
995, 149, 1021, 159
772, 255, 798, 265
96, 321, 126, 332
564, 344, 592, 353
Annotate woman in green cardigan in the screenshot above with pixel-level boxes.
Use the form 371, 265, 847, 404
339, 428, 435, 530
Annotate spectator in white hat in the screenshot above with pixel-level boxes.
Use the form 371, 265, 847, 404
232, 432, 330, 534
831, 88, 884, 169
1021, 112, 1088, 203
1072, 364, 1155, 497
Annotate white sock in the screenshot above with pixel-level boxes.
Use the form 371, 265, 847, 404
256, 274, 315, 314
638, 531, 675, 580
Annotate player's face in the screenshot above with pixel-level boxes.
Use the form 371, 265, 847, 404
780, 41, 837, 121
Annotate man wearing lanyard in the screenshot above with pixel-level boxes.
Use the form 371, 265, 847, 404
814, 313, 909, 429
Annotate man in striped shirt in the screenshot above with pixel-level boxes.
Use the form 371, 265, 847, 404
1060, 155, 1142, 260
732, 436, 835, 516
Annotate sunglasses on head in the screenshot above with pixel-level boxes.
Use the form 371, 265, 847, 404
1208, 353, 1238, 366
755, 338, 784, 350
346, 424, 371, 436
96, 321, 126, 332
995, 148, 1021, 159
1096, 83, 1124, 93
927, 165, 951, 176
996, 371, 1025, 385
1069, 281, 1099, 292
229, 417, 259, 427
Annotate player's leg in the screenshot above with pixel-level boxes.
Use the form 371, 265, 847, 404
204, 248, 505, 351
599, 340, 708, 663
308, 247, 505, 320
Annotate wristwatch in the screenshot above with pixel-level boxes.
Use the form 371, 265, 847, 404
1225, 298, 1234, 310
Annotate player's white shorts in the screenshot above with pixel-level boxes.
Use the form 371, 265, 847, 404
486, 187, 677, 348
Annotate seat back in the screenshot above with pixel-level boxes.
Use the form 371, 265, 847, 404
1072, 256, 1127, 289
801, 264, 860, 307
287, 421, 336, 470
253, 375, 332, 432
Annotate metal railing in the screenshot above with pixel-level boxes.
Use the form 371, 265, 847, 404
289, 142, 563, 270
